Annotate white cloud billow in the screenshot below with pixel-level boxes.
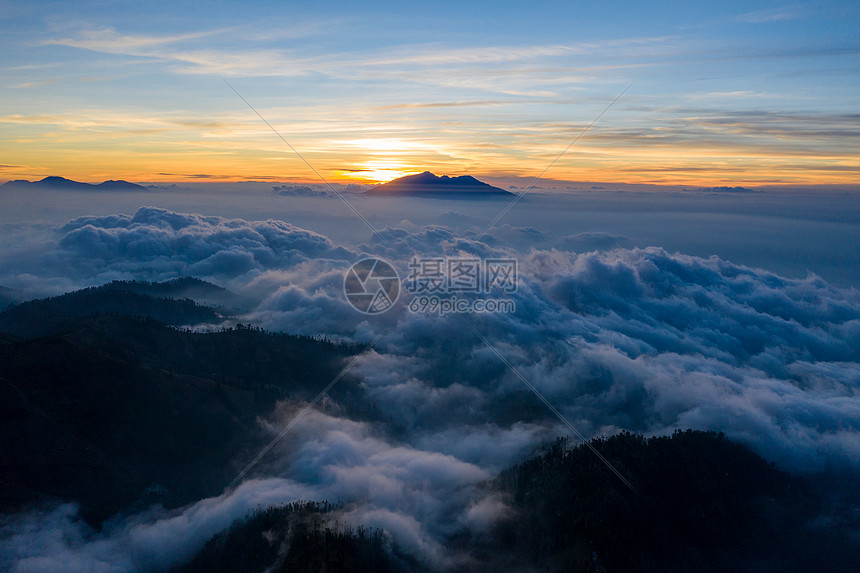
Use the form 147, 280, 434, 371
2, 207, 860, 570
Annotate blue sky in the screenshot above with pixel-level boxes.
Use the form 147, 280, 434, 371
3, 5, 860, 568
1, 0, 859, 185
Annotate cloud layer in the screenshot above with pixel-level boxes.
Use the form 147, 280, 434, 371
2, 207, 860, 570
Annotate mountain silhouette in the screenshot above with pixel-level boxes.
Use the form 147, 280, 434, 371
0, 283, 366, 523
2, 176, 147, 191
0, 286, 21, 311
0, 281, 227, 338
365, 171, 513, 198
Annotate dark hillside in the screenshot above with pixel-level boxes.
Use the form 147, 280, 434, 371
0, 310, 365, 524
480, 430, 856, 572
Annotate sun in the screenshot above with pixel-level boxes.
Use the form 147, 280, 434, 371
339, 160, 420, 183
333, 138, 440, 183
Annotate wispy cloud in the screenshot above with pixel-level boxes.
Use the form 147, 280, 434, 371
373, 100, 510, 109
685, 90, 786, 100
0, 110, 245, 129
42, 27, 667, 90
45, 27, 220, 54
44, 28, 319, 77
360, 37, 675, 67
7, 79, 58, 89
736, 5, 802, 23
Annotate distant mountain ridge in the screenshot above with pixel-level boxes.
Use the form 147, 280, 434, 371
0, 278, 252, 337
2, 176, 147, 191
0, 286, 22, 312
93, 277, 255, 311
366, 171, 513, 198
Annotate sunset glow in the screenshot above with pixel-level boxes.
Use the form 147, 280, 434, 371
0, 2, 857, 188
339, 161, 421, 183
3, 3, 860, 570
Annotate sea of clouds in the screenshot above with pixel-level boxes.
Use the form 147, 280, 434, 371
1, 204, 859, 571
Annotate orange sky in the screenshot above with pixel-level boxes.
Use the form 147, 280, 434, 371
3, 4, 858, 189
3, 119, 858, 188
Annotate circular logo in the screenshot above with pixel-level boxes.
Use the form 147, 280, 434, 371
343, 258, 400, 314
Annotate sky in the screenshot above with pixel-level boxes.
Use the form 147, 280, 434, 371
2, 0, 859, 186
2, 4, 860, 568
